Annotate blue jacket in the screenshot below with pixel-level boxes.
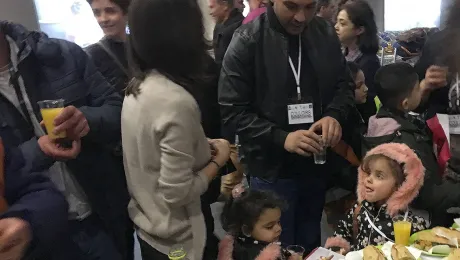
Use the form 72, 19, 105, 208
0, 21, 130, 251
3, 145, 68, 258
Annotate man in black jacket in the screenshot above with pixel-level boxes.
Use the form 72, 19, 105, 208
210, 0, 245, 68
218, 0, 355, 253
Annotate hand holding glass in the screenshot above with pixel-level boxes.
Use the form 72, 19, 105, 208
287, 245, 305, 260
38, 99, 66, 140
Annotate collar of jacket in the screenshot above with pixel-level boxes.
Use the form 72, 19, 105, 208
223, 8, 244, 27
377, 106, 423, 131
0, 21, 64, 68
266, 3, 291, 36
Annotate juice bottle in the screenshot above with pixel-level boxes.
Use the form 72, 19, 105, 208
41, 108, 66, 139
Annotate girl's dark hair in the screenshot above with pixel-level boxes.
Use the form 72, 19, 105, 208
87, 0, 131, 14
221, 189, 286, 236
125, 0, 212, 97
347, 61, 360, 80
361, 154, 405, 186
340, 0, 379, 55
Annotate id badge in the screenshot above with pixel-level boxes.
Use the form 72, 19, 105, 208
287, 103, 314, 125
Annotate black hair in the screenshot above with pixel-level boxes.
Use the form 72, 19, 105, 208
340, 0, 379, 55
218, 0, 235, 8
361, 154, 405, 186
374, 63, 419, 109
125, 0, 212, 97
87, 0, 131, 14
221, 189, 286, 237
316, 0, 331, 13
347, 61, 360, 81
439, 0, 460, 73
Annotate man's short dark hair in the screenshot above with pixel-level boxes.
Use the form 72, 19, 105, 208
87, 0, 131, 14
316, 0, 331, 13
374, 63, 419, 109
218, 0, 235, 8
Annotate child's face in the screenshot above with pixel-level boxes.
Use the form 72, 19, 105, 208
354, 70, 368, 104
402, 80, 422, 111
250, 208, 282, 243
364, 157, 398, 205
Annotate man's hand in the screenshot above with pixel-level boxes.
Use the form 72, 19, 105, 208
38, 135, 81, 160
0, 218, 31, 260
309, 116, 342, 147
53, 106, 90, 140
425, 65, 448, 91
284, 130, 322, 157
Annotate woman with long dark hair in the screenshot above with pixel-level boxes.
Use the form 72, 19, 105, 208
335, 0, 380, 112
121, 0, 231, 259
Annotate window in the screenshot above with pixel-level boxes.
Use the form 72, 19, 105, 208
384, 0, 441, 31
34, 0, 103, 47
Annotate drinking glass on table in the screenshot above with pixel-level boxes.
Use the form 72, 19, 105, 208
314, 136, 326, 165
287, 245, 305, 260
393, 215, 412, 246
37, 99, 66, 140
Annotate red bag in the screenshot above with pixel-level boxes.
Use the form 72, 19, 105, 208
426, 115, 451, 176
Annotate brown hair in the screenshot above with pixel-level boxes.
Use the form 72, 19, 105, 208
87, 0, 132, 14
361, 154, 405, 186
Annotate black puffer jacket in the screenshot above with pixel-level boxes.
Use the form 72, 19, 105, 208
85, 37, 129, 94
218, 5, 355, 180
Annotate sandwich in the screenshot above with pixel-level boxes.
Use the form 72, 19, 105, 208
391, 244, 415, 260
447, 248, 460, 260
363, 245, 385, 260
412, 227, 460, 251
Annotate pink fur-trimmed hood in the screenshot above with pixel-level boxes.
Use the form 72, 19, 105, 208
218, 235, 282, 260
357, 143, 425, 217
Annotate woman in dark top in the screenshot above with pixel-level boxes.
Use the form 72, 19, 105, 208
86, 0, 130, 94
335, 0, 380, 121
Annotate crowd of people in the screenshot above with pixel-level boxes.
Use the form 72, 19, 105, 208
0, 0, 460, 259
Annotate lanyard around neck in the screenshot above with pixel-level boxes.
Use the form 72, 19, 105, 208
288, 36, 302, 101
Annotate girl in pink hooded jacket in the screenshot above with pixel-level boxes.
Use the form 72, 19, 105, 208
325, 143, 430, 254
218, 185, 297, 260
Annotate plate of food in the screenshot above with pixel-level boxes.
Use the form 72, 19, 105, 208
345, 243, 422, 260
410, 227, 460, 256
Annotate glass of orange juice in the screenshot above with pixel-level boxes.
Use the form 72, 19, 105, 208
393, 215, 412, 246
37, 99, 66, 140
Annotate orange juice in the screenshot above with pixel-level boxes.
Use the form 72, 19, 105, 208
41, 108, 66, 139
393, 220, 412, 245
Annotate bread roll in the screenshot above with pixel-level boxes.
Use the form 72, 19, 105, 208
391, 244, 415, 260
363, 246, 385, 260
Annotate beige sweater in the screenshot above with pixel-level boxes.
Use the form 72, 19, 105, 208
121, 71, 212, 260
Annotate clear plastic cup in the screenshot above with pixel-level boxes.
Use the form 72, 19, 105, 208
287, 245, 305, 260
168, 244, 187, 260
37, 99, 65, 140
314, 136, 326, 165
393, 215, 413, 246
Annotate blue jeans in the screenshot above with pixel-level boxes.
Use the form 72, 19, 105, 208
251, 174, 327, 254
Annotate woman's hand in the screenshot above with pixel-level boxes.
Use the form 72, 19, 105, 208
209, 139, 231, 167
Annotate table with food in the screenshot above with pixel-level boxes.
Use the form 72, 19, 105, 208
307, 221, 460, 260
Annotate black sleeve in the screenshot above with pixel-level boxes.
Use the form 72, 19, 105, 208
414, 33, 449, 116
218, 31, 290, 148
322, 35, 356, 127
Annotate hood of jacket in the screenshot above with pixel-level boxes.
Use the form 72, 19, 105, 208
367, 115, 401, 137
357, 143, 425, 216
0, 21, 64, 68
218, 235, 283, 260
